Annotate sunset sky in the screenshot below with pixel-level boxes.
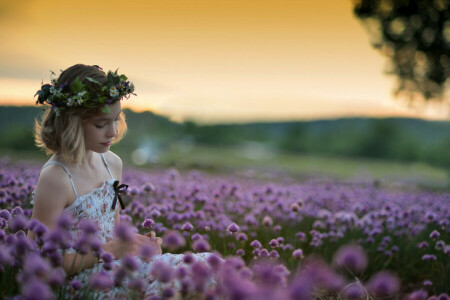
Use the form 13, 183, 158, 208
0, 0, 447, 123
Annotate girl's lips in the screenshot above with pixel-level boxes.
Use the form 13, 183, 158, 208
102, 141, 112, 146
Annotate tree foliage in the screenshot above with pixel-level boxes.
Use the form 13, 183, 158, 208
353, 0, 449, 106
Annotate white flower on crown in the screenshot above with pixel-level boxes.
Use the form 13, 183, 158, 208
76, 97, 84, 105
67, 97, 75, 107
53, 107, 61, 116
49, 86, 56, 94
110, 86, 119, 97
54, 89, 63, 98
127, 82, 135, 93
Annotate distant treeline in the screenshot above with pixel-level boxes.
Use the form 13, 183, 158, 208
1, 106, 449, 169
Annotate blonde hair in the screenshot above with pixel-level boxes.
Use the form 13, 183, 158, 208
34, 64, 128, 165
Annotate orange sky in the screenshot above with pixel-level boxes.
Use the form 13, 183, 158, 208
0, 0, 447, 123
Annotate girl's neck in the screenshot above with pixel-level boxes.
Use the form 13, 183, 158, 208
54, 150, 99, 170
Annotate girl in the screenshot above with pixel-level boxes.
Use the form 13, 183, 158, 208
28, 64, 218, 299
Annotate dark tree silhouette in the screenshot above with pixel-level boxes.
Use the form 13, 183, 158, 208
353, 0, 449, 106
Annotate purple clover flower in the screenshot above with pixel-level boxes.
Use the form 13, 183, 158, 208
444, 245, 450, 255
70, 279, 82, 290
56, 213, 73, 229
49, 268, 65, 287
183, 252, 194, 264
206, 253, 222, 271
9, 214, 28, 232
73, 235, 90, 255
163, 230, 186, 250
101, 252, 114, 263
236, 232, 248, 241
0, 247, 13, 267
142, 182, 155, 193
227, 223, 239, 233
421, 254, 437, 261
21, 278, 54, 300
191, 232, 203, 241
417, 241, 429, 248
129, 277, 145, 291
78, 219, 98, 235
429, 230, 440, 239
295, 231, 306, 241
0, 218, 7, 230
33, 222, 48, 237
333, 244, 368, 273
11, 206, 24, 216
151, 261, 174, 283
438, 293, 450, 300
435, 240, 445, 251
23, 253, 51, 279
181, 222, 194, 232
236, 249, 245, 256
114, 222, 135, 241
288, 274, 314, 300
269, 239, 279, 248
269, 250, 280, 258
140, 244, 156, 260
90, 270, 113, 290
404, 289, 428, 300
259, 248, 269, 257
193, 239, 210, 253
367, 271, 400, 297
176, 265, 188, 279
292, 249, 304, 259
142, 218, 155, 229
343, 282, 366, 300
423, 280, 432, 286
122, 255, 139, 272
250, 240, 262, 248
0, 209, 11, 220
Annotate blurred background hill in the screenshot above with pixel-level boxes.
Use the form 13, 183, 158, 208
1, 105, 448, 188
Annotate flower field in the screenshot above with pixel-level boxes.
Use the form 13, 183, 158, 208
0, 157, 449, 299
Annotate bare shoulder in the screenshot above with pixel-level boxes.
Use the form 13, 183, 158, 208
30, 164, 74, 231
104, 150, 123, 180
35, 164, 74, 206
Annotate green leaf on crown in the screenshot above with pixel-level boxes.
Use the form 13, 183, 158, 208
71, 77, 84, 94
100, 105, 111, 114
85, 77, 102, 85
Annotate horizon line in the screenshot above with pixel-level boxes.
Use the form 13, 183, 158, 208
1, 103, 448, 125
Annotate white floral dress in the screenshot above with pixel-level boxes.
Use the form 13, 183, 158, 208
31, 154, 217, 299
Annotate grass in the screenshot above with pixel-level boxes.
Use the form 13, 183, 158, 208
144, 145, 449, 189
1, 145, 448, 190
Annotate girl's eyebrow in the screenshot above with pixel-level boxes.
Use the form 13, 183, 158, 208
95, 111, 121, 121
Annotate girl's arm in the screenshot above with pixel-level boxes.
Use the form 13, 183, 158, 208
27, 165, 119, 276
27, 165, 72, 241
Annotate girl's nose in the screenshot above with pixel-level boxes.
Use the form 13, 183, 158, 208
107, 124, 117, 137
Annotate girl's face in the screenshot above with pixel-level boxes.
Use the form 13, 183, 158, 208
83, 101, 121, 153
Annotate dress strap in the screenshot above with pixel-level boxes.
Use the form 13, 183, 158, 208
101, 153, 115, 180
42, 161, 79, 199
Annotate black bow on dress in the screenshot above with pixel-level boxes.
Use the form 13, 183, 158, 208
111, 180, 128, 210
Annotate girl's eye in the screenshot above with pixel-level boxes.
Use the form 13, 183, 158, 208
95, 119, 118, 128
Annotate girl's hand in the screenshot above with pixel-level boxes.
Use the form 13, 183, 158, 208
108, 232, 162, 259
145, 231, 163, 255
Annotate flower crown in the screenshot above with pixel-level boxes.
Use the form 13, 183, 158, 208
35, 67, 136, 116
